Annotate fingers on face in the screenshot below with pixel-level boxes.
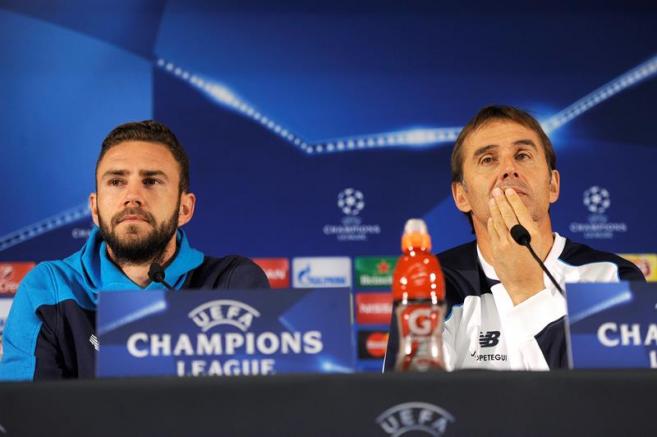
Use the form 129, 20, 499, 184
488, 197, 508, 241
493, 188, 519, 230
503, 188, 532, 226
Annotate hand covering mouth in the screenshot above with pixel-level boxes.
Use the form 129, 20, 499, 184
493, 184, 529, 196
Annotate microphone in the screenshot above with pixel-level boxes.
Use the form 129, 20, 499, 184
509, 224, 563, 294
510, 224, 531, 246
148, 262, 174, 290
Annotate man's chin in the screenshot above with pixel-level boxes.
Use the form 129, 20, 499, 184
115, 223, 152, 235
110, 230, 152, 248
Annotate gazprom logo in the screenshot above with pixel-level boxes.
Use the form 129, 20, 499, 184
295, 265, 348, 287
292, 257, 352, 288
188, 300, 260, 332
376, 402, 455, 436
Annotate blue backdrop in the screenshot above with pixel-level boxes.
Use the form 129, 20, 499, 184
1, 1, 655, 261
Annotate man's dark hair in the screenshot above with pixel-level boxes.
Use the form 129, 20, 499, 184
450, 105, 557, 232
95, 120, 190, 193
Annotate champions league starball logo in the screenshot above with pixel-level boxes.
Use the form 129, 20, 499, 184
583, 186, 610, 214
322, 187, 381, 242
569, 185, 627, 240
337, 188, 365, 216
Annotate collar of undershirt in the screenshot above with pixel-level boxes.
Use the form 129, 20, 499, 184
476, 232, 566, 281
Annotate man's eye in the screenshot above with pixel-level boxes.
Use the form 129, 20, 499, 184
516, 152, 531, 161
143, 178, 160, 186
480, 156, 495, 165
108, 179, 124, 186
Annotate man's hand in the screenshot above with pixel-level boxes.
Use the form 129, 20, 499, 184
487, 187, 546, 305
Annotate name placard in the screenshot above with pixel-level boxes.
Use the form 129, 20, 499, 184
566, 281, 657, 369
96, 288, 354, 377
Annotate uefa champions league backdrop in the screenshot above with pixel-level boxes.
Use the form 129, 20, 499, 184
1, 1, 657, 370
1, 0, 657, 261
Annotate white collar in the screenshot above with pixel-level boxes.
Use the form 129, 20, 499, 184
477, 232, 566, 281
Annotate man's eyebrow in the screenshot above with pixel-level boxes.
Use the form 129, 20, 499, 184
140, 170, 169, 180
473, 144, 498, 158
101, 169, 169, 180
513, 139, 538, 149
101, 169, 128, 179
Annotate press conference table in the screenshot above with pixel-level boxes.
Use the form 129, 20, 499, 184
1, 370, 655, 436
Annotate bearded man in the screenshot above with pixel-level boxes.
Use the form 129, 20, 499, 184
1, 120, 269, 380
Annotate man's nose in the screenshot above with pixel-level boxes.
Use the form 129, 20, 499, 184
123, 182, 144, 207
500, 156, 519, 180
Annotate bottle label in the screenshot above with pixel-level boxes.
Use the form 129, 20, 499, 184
400, 304, 439, 337
395, 303, 445, 372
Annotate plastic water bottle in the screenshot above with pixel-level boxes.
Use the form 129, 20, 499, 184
392, 219, 446, 371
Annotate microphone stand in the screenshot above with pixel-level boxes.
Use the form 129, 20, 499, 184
148, 262, 175, 290
510, 224, 564, 294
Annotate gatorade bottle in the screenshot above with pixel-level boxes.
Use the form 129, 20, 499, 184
392, 218, 446, 371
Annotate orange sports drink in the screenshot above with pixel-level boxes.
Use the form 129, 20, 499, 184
392, 219, 446, 371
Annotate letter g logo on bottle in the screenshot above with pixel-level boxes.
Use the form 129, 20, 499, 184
407, 308, 432, 335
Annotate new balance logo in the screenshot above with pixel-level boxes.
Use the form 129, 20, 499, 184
89, 334, 99, 351
479, 331, 500, 348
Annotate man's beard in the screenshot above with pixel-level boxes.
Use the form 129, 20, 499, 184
98, 203, 179, 265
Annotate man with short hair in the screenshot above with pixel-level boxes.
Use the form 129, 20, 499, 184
385, 105, 644, 371
1, 120, 269, 380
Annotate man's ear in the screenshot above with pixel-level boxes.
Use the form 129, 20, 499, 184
177, 192, 196, 227
89, 193, 99, 226
451, 182, 472, 213
549, 170, 560, 204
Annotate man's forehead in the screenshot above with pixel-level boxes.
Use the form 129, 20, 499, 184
464, 120, 541, 151
98, 141, 178, 170
95, 141, 182, 188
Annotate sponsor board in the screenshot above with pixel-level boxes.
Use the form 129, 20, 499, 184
354, 256, 397, 289
355, 292, 392, 325
566, 281, 657, 369
357, 330, 389, 359
292, 257, 351, 288
0, 262, 36, 297
619, 253, 657, 282
252, 258, 290, 288
97, 289, 354, 377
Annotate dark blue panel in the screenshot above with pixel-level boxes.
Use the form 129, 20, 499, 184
0, 0, 166, 57
153, 69, 456, 257
1, 1, 656, 262
0, 10, 151, 241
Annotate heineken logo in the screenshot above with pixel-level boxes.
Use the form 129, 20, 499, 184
360, 275, 392, 286
355, 257, 397, 288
